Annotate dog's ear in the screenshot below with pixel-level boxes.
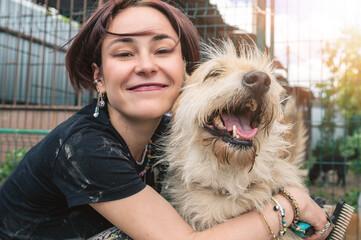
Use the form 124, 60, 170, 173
283, 97, 308, 166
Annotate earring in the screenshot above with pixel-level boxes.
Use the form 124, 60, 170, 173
93, 78, 105, 118
98, 89, 105, 108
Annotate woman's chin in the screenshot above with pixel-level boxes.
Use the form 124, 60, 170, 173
133, 103, 172, 119
136, 110, 169, 120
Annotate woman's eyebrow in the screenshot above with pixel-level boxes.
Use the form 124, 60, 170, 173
107, 37, 133, 49
107, 34, 177, 49
152, 34, 176, 43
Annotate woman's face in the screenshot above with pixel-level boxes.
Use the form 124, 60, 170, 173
93, 6, 185, 121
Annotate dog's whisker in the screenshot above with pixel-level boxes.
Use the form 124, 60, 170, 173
211, 138, 218, 157
223, 147, 230, 165
248, 147, 257, 173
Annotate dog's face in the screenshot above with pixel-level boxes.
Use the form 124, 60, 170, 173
172, 40, 285, 168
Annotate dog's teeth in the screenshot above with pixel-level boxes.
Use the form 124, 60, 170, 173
233, 125, 237, 137
214, 116, 226, 129
245, 100, 258, 112
236, 134, 240, 139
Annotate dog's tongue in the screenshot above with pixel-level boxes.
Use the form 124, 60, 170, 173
221, 113, 258, 140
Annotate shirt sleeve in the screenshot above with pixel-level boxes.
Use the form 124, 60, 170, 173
53, 128, 146, 208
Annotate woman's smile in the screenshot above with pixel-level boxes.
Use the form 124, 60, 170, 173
127, 82, 168, 92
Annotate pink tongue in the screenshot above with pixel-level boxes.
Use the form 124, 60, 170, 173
221, 113, 258, 140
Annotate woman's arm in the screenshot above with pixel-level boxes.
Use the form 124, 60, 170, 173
90, 186, 331, 240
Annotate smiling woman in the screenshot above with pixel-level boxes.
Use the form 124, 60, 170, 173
93, 6, 185, 124
0, 1, 200, 239
0, 0, 332, 240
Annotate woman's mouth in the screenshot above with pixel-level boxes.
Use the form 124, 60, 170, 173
127, 83, 168, 92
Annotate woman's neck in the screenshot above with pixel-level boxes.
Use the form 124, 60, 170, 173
108, 107, 162, 162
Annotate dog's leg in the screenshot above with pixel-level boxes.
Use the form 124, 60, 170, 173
323, 171, 329, 187
337, 165, 346, 187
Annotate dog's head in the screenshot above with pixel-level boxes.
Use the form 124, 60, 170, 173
172, 39, 285, 168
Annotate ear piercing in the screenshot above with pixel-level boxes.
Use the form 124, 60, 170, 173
93, 79, 105, 118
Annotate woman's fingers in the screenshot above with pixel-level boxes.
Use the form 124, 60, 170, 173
283, 187, 333, 240
305, 216, 333, 240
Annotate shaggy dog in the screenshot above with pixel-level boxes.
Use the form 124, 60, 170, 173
160, 40, 308, 239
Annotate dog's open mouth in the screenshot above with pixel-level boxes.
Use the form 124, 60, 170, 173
204, 99, 261, 149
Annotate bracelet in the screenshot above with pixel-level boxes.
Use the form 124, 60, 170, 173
278, 188, 300, 226
271, 197, 287, 236
259, 211, 278, 240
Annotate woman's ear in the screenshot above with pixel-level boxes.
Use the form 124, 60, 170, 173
92, 63, 105, 93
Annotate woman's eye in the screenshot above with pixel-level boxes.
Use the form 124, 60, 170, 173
112, 52, 133, 58
156, 48, 174, 55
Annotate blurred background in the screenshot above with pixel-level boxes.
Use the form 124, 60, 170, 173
0, 0, 361, 238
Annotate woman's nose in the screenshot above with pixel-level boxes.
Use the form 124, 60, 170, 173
135, 54, 158, 75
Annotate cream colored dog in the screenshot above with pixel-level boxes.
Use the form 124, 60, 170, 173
160, 40, 308, 239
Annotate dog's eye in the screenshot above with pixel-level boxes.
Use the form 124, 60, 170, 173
205, 70, 222, 79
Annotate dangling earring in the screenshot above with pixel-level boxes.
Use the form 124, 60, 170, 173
94, 88, 105, 118
93, 79, 105, 118
98, 89, 105, 108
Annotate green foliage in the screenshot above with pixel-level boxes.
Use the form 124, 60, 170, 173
313, 125, 361, 156
313, 137, 342, 158
318, 27, 361, 121
310, 190, 329, 200
0, 147, 28, 184
344, 188, 360, 213
312, 128, 361, 174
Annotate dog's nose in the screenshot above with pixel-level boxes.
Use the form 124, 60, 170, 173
242, 71, 271, 94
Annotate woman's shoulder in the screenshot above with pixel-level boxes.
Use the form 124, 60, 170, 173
32, 101, 126, 162
53, 101, 119, 141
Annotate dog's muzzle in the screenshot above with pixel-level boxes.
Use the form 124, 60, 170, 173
204, 70, 271, 150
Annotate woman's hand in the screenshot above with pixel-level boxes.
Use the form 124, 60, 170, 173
283, 187, 333, 240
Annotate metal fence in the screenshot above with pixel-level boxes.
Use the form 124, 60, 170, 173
1, 0, 361, 238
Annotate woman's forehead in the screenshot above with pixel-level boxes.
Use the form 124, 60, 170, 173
107, 6, 176, 37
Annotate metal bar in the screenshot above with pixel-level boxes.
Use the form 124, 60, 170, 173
77, 0, 88, 106
0, 105, 81, 111
0, 0, 11, 105
0, 26, 67, 53
12, 2, 23, 105
0, 128, 50, 135
39, 0, 48, 105
183, 6, 219, 11
270, 0, 275, 59
50, 0, 60, 106
25, 7, 34, 106
65, 0, 74, 106
83, 0, 87, 23
256, 0, 266, 52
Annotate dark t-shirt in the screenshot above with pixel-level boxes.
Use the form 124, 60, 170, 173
0, 100, 168, 240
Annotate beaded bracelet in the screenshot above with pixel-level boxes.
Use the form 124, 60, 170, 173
259, 211, 278, 240
278, 188, 300, 226
271, 197, 287, 236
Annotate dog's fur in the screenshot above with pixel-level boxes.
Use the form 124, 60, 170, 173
159, 40, 309, 239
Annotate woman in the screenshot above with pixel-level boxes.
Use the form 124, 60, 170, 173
0, 0, 331, 239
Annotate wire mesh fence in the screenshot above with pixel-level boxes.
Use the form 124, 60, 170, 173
1, 0, 361, 238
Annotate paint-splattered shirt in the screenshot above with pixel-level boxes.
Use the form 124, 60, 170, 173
0, 99, 168, 239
